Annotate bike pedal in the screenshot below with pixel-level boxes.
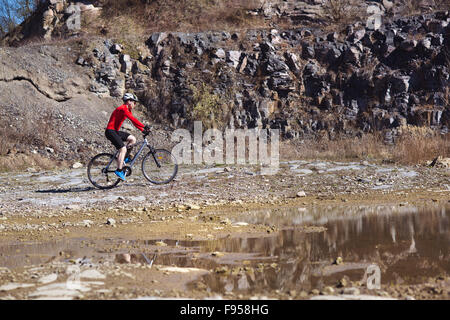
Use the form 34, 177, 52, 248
123, 166, 132, 177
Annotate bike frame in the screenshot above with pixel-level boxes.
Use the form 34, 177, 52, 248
123, 139, 148, 168
104, 135, 159, 173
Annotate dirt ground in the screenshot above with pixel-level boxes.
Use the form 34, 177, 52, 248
0, 159, 449, 300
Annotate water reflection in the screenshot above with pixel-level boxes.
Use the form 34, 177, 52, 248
184, 205, 448, 294
0, 205, 448, 296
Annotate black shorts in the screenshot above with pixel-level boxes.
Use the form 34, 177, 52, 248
105, 129, 130, 149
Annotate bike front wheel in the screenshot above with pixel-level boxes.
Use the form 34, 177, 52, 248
142, 149, 178, 184
87, 153, 121, 189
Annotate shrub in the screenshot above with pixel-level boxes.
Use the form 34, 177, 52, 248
286, 129, 449, 165
189, 83, 229, 130
322, 0, 367, 26
392, 126, 449, 164
398, 0, 450, 15
99, 0, 262, 35
139, 78, 172, 124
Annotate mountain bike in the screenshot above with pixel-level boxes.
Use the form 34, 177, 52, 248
87, 131, 178, 189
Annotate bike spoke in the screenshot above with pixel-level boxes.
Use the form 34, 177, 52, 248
87, 153, 121, 189
142, 149, 178, 184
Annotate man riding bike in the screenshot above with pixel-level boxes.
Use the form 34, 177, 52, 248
105, 93, 149, 181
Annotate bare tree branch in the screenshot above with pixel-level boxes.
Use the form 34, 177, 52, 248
0, 0, 37, 36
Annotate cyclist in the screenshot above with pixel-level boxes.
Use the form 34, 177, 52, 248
105, 93, 149, 181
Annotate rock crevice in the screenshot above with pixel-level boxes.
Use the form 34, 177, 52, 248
0, 76, 72, 102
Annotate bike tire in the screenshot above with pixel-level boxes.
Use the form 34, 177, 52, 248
87, 153, 121, 189
141, 149, 178, 184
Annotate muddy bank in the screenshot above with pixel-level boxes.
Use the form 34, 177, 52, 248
0, 159, 448, 241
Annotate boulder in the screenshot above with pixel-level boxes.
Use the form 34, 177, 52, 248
213, 48, 226, 60
345, 100, 360, 121
72, 162, 83, 169
343, 46, 362, 65
147, 32, 168, 47
89, 82, 109, 96
270, 29, 282, 44
366, 4, 384, 30
161, 60, 171, 76
348, 29, 366, 43
399, 40, 417, 51
109, 78, 125, 97
302, 42, 315, 59
243, 56, 259, 76
226, 51, 241, 69
284, 52, 301, 76
390, 75, 410, 93
327, 32, 338, 42
260, 41, 276, 55
269, 71, 295, 93
382, 0, 394, 11
50, 0, 65, 13
110, 44, 122, 54
258, 100, 277, 119
42, 9, 55, 38
96, 64, 116, 83
296, 191, 306, 197
263, 54, 289, 74
75, 56, 85, 66
119, 54, 132, 73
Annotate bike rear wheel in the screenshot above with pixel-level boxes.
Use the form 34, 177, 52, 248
87, 153, 121, 189
142, 149, 178, 184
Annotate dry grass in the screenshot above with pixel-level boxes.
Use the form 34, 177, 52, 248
391, 126, 449, 164
284, 132, 389, 162
282, 129, 449, 165
398, 0, 450, 16
0, 110, 59, 171
0, 153, 60, 172
322, 0, 367, 27
95, 0, 263, 36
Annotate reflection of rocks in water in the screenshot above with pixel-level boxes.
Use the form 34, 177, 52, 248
115, 253, 132, 264
115, 253, 157, 266
237, 275, 250, 290
191, 205, 449, 295
0, 205, 448, 298
114, 206, 449, 296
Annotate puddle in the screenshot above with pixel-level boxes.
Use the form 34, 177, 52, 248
371, 184, 393, 190
399, 170, 418, 178
325, 164, 365, 172
0, 204, 448, 298
188, 204, 448, 295
292, 169, 314, 175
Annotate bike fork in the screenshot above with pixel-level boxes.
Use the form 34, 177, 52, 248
147, 145, 161, 168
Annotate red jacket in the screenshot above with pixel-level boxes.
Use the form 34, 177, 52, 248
106, 104, 144, 132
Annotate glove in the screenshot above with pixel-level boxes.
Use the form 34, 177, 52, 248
143, 125, 150, 134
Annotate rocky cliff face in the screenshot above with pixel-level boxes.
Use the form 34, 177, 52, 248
0, 42, 119, 162
80, 9, 449, 144
1, 0, 449, 160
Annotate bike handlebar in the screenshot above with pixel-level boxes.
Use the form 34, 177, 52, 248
143, 125, 151, 137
